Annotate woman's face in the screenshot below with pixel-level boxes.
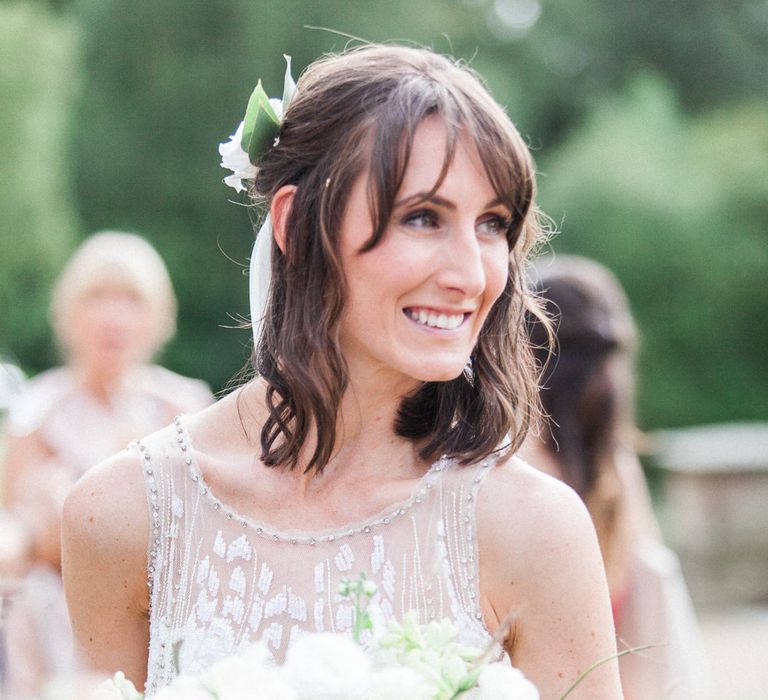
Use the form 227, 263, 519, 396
338, 115, 511, 391
67, 281, 153, 377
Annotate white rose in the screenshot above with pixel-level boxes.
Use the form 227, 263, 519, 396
210, 668, 298, 700
283, 632, 371, 700
218, 121, 258, 193
88, 672, 143, 700
198, 645, 295, 700
154, 675, 212, 700
199, 642, 273, 686
362, 667, 432, 700
475, 662, 540, 700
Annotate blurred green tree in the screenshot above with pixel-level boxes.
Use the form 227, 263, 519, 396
538, 74, 768, 428
0, 1, 80, 369
456, 0, 768, 144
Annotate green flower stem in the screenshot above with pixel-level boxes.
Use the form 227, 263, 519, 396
559, 644, 659, 699
339, 572, 376, 644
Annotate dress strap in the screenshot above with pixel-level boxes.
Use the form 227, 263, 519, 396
438, 454, 499, 647
134, 423, 186, 694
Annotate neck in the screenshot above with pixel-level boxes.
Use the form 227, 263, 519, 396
238, 363, 428, 499
72, 360, 131, 403
283, 369, 425, 497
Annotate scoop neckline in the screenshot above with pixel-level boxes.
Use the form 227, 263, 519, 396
172, 415, 453, 545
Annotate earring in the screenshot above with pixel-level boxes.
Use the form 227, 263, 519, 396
462, 357, 474, 385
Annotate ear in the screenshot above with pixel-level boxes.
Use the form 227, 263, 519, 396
270, 185, 297, 254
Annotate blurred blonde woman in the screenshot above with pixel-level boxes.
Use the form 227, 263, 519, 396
521, 255, 708, 699
1, 231, 212, 698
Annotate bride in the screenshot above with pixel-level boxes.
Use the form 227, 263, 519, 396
62, 45, 623, 699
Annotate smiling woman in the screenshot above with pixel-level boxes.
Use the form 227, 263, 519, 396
62, 45, 624, 700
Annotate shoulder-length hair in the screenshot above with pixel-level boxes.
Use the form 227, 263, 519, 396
249, 44, 550, 472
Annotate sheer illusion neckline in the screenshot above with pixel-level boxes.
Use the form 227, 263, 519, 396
172, 415, 452, 545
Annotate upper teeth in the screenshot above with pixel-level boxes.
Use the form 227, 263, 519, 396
407, 309, 464, 330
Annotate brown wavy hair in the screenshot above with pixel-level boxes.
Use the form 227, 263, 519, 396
247, 44, 550, 472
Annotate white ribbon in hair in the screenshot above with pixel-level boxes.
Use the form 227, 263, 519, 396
249, 214, 274, 353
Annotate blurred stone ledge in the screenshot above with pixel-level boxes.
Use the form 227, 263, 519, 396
648, 422, 768, 609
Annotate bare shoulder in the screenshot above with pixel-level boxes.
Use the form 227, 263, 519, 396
476, 452, 606, 627
476, 454, 622, 697
142, 364, 214, 411
62, 447, 152, 680
63, 445, 149, 577
181, 381, 266, 461
478, 453, 596, 555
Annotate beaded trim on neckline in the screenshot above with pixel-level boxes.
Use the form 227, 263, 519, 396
169, 415, 461, 545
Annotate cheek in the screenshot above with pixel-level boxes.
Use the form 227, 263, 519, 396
345, 243, 415, 305
70, 305, 101, 339
122, 303, 149, 332
484, 252, 511, 305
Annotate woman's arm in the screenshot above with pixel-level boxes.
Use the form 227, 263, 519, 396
478, 460, 624, 700
3, 431, 71, 570
61, 449, 151, 688
3, 430, 55, 506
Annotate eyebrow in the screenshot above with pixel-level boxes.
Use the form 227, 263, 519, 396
394, 191, 507, 211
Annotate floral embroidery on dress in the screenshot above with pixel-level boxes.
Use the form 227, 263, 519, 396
138, 418, 502, 696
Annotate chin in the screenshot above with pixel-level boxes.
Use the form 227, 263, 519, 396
411, 362, 468, 384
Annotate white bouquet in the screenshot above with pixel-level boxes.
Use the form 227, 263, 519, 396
93, 575, 539, 700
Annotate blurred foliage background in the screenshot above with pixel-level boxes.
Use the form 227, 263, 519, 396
1, 0, 766, 430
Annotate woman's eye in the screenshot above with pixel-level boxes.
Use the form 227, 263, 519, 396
478, 214, 512, 237
403, 209, 440, 229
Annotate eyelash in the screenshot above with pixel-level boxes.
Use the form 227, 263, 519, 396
479, 214, 513, 237
403, 209, 440, 228
402, 209, 511, 238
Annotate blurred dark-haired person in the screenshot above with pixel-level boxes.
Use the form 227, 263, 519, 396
521, 254, 708, 699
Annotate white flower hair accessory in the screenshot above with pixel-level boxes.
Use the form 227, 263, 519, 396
217, 121, 257, 194
218, 56, 296, 351
218, 55, 295, 193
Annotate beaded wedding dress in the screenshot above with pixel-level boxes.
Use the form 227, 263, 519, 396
140, 416, 510, 695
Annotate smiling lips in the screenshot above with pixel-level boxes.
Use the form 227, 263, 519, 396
404, 307, 468, 330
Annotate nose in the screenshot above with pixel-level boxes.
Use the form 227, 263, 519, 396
436, 225, 486, 299
96, 298, 131, 326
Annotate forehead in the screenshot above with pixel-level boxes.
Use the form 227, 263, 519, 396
397, 116, 496, 202
74, 270, 145, 301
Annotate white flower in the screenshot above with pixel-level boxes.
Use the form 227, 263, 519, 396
218, 97, 284, 193
283, 632, 371, 700
422, 617, 463, 650
362, 667, 432, 700
153, 675, 212, 700
218, 121, 258, 193
475, 662, 540, 700
199, 641, 272, 684
268, 97, 284, 119
366, 602, 388, 641
199, 643, 298, 700
212, 668, 297, 700
89, 672, 143, 700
